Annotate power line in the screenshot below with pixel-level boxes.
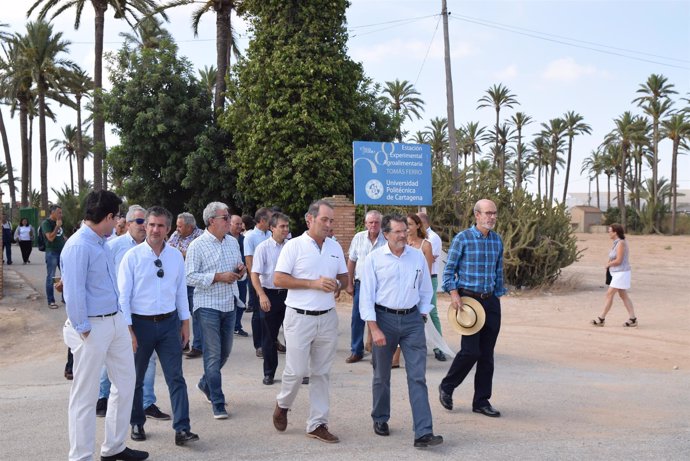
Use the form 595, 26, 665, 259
414, 15, 441, 87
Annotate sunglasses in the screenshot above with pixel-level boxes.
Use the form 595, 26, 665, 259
154, 259, 164, 278
130, 218, 145, 225
213, 215, 230, 221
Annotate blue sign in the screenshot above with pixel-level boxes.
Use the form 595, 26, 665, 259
353, 141, 432, 205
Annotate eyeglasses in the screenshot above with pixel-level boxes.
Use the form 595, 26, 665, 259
154, 259, 164, 278
129, 218, 145, 225
481, 211, 498, 217
212, 215, 230, 221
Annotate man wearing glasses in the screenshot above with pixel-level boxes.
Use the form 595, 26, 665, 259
185, 202, 246, 420
118, 206, 199, 448
438, 199, 506, 418
97, 206, 169, 422
61, 190, 148, 461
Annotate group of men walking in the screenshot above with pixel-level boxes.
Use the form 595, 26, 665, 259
60, 191, 506, 460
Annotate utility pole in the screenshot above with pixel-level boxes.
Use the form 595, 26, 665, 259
442, 0, 459, 195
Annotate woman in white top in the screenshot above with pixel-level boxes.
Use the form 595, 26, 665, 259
591, 223, 637, 327
14, 218, 35, 264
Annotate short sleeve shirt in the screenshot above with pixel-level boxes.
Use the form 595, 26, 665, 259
42, 219, 65, 252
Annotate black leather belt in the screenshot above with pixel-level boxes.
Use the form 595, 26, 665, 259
89, 311, 118, 318
431, 274, 438, 279
459, 288, 493, 300
132, 311, 176, 322
264, 288, 288, 294
375, 304, 417, 315
290, 307, 332, 316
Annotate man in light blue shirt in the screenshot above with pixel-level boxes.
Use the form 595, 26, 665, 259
119, 206, 198, 447
244, 207, 272, 356
61, 190, 148, 461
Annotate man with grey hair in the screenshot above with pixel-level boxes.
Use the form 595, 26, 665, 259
185, 202, 246, 420
169, 212, 204, 358
344, 210, 385, 364
272, 200, 348, 443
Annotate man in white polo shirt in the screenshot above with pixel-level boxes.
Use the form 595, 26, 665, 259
271, 200, 348, 444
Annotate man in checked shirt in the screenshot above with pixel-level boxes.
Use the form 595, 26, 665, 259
438, 199, 506, 418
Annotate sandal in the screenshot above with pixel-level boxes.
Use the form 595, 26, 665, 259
591, 317, 605, 326
624, 318, 637, 327
48, 303, 59, 309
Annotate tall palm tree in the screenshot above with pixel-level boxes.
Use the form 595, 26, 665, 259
477, 83, 519, 155
581, 149, 604, 209
0, 23, 17, 214
28, 0, 163, 192
64, 66, 92, 189
424, 117, 447, 166
51, 124, 92, 194
603, 111, 647, 227
632, 73, 676, 215
380, 79, 425, 142
458, 121, 485, 176
16, 20, 77, 211
561, 111, 591, 203
509, 112, 532, 190
119, 15, 172, 49
540, 117, 566, 204
198, 65, 217, 100
528, 135, 548, 200
661, 112, 690, 234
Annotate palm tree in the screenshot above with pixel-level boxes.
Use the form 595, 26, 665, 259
528, 135, 548, 200
508, 112, 532, 190
380, 79, 425, 142
0, 23, 17, 214
29, 0, 163, 192
424, 117, 448, 166
458, 121, 485, 176
16, 20, 77, 211
51, 124, 92, 194
603, 112, 648, 228
540, 118, 566, 204
198, 65, 217, 100
633, 74, 676, 216
561, 111, 591, 203
119, 15, 172, 49
661, 112, 690, 234
63, 66, 92, 189
581, 149, 604, 209
477, 83, 519, 155
408, 130, 428, 145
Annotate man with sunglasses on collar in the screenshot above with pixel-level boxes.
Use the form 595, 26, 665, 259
118, 206, 199, 448
98, 206, 170, 421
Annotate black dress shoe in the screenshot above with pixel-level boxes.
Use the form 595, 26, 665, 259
131, 424, 146, 441
263, 375, 274, 385
438, 384, 453, 410
185, 348, 202, 359
101, 446, 149, 461
414, 433, 443, 448
175, 430, 200, 446
373, 421, 389, 436
473, 405, 501, 418
434, 349, 447, 361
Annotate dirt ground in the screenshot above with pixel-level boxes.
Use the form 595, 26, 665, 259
0, 233, 688, 460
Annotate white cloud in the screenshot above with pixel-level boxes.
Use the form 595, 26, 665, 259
541, 57, 604, 82
493, 64, 518, 81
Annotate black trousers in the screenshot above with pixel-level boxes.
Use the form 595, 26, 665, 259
19, 240, 32, 262
260, 288, 287, 378
248, 282, 263, 349
440, 294, 501, 409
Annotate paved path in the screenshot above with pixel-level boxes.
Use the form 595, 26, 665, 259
1, 244, 688, 460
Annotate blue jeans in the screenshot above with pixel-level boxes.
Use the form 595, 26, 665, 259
350, 281, 365, 356
45, 250, 60, 303
130, 312, 189, 431
234, 279, 247, 332
187, 286, 203, 351
99, 354, 157, 408
197, 308, 236, 406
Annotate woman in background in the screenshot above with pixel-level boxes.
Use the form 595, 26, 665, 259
591, 223, 637, 327
14, 218, 35, 264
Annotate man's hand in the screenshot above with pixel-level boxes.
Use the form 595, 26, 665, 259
345, 282, 354, 296
54, 280, 64, 293
214, 271, 241, 284
180, 321, 190, 349
129, 331, 138, 353
80, 330, 90, 340
450, 291, 464, 312
313, 276, 338, 293
371, 327, 386, 347
259, 293, 271, 312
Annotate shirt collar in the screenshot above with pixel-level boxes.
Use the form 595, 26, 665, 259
82, 223, 107, 245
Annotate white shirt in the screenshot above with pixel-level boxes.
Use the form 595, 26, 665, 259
106, 232, 139, 273
426, 227, 442, 275
251, 237, 285, 289
359, 244, 433, 322
275, 231, 347, 310
118, 240, 190, 325
347, 230, 387, 281
244, 228, 271, 257
185, 230, 245, 312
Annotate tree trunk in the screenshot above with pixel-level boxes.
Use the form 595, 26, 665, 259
68, 151, 75, 194
549, 146, 557, 204
19, 101, 29, 207
562, 135, 573, 203
619, 146, 627, 228
215, 5, 231, 115
595, 175, 600, 210
671, 138, 679, 234
75, 93, 85, 190
38, 85, 49, 212
0, 109, 17, 214
516, 129, 523, 190
92, 2, 107, 191
607, 174, 611, 210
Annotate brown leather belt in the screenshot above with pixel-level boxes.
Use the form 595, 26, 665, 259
132, 311, 176, 322
459, 288, 493, 300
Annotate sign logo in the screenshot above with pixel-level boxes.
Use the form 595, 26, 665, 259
364, 179, 384, 200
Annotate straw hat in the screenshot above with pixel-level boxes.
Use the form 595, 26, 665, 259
447, 296, 486, 335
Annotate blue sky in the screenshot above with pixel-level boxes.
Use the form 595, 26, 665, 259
3, 0, 689, 204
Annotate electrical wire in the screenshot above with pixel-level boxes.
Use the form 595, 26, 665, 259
414, 14, 442, 86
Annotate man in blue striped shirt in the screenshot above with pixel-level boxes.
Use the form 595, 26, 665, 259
438, 199, 506, 419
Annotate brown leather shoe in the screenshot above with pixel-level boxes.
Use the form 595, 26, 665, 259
345, 354, 363, 364
273, 403, 288, 432
306, 424, 339, 443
